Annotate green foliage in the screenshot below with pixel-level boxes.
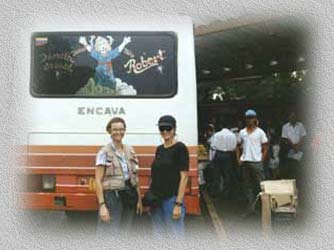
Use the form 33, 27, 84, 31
200, 72, 305, 105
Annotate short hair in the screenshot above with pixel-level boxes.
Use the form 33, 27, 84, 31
106, 117, 126, 133
206, 124, 215, 133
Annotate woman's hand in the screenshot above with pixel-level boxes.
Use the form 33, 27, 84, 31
136, 199, 143, 215
99, 204, 111, 222
172, 205, 182, 220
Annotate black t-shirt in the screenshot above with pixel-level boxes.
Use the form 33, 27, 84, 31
150, 141, 189, 199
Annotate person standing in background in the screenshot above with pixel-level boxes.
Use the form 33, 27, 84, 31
210, 120, 237, 199
236, 109, 268, 216
204, 123, 215, 159
280, 112, 307, 179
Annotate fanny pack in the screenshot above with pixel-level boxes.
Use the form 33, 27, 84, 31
119, 180, 138, 208
142, 189, 163, 208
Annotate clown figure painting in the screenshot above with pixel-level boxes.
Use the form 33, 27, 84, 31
79, 35, 131, 90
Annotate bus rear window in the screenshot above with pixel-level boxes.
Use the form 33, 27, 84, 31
31, 32, 177, 98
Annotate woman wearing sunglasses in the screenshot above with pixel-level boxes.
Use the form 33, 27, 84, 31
149, 115, 189, 237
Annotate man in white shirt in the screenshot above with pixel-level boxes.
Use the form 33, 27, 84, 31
281, 112, 306, 159
210, 121, 237, 198
280, 112, 307, 179
236, 109, 268, 215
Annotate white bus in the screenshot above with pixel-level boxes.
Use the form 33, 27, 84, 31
22, 16, 200, 214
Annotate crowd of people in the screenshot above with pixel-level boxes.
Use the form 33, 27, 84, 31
201, 109, 307, 216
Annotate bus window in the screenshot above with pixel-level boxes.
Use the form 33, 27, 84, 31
31, 32, 177, 98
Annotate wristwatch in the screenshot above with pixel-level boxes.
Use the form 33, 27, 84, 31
175, 201, 183, 207
99, 202, 106, 207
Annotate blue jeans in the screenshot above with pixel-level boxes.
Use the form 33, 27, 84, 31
151, 196, 186, 238
96, 190, 134, 235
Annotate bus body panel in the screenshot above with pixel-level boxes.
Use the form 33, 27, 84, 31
21, 16, 200, 214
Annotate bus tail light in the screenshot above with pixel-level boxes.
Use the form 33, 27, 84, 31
42, 175, 56, 190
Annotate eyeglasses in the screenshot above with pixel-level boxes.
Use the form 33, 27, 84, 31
159, 125, 173, 132
112, 128, 125, 132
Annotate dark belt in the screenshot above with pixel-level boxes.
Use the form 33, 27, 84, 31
104, 189, 121, 199
216, 150, 234, 154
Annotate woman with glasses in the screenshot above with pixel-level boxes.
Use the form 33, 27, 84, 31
149, 115, 189, 237
95, 117, 143, 233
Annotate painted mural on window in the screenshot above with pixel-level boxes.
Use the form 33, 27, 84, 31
31, 32, 177, 97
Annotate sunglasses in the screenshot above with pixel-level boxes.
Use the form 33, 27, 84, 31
159, 125, 173, 132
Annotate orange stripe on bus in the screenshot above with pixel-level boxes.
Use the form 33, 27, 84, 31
25, 155, 198, 169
